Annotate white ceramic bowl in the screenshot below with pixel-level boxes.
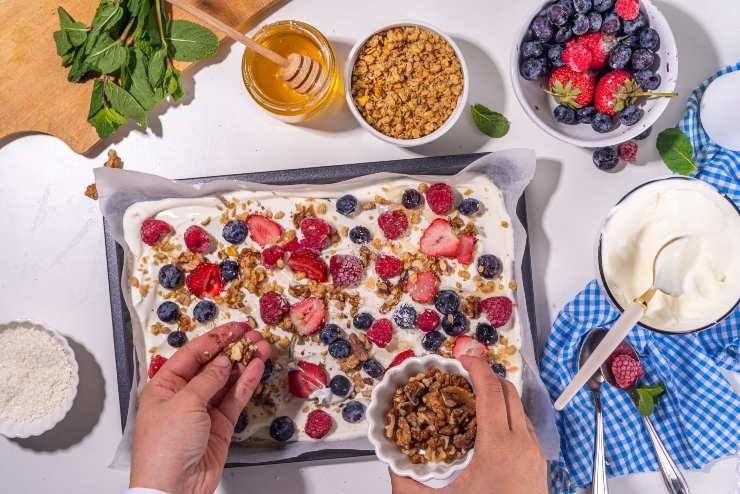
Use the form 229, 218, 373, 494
367, 355, 474, 485
0, 320, 79, 438
510, 0, 678, 148
345, 20, 470, 147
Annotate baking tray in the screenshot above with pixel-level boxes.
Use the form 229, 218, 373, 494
102, 153, 539, 466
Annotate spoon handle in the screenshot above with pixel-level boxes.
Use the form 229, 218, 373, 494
592, 391, 609, 494
642, 416, 691, 494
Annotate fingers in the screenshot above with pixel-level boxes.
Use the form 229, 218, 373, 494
500, 377, 529, 433
182, 354, 233, 403
154, 322, 248, 387
459, 356, 510, 441
217, 358, 266, 423
389, 469, 438, 494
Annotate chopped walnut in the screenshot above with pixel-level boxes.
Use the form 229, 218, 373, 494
461, 295, 481, 319
84, 149, 124, 200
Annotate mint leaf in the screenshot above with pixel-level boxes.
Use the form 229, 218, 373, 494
57, 6, 88, 46
656, 128, 698, 175
87, 35, 128, 74
105, 80, 146, 127
127, 48, 158, 111
85, 3, 123, 54
88, 79, 105, 119
166, 20, 218, 61
67, 46, 90, 82
53, 30, 73, 57
634, 383, 666, 416
470, 104, 510, 138
164, 66, 184, 101
89, 107, 127, 139
148, 48, 167, 87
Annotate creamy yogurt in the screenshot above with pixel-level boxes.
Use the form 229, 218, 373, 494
601, 178, 740, 332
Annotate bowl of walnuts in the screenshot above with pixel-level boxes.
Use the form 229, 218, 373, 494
367, 355, 476, 485
346, 21, 469, 147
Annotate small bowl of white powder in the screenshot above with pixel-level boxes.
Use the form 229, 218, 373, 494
0, 321, 79, 438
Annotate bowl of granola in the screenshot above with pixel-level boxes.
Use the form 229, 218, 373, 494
367, 355, 475, 484
346, 21, 469, 147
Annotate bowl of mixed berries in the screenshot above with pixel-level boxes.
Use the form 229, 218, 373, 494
511, 0, 678, 148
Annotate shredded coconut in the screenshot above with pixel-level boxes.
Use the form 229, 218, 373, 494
0, 325, 73, 424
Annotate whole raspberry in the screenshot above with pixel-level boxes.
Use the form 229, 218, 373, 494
259, 291, 290, 324
615, 0, 640, 20
375, 255, 404, 279
416, 309, 440, 332
617, 141, 639, 162
304, 409, 333, 439
184, 225, 215, 253
611, 353, 644, 388
367, 319, 393, 348
329, 254, 364, 288
283, 238, 301, 253
425, 183, 455, 215
261, 245, 285, 268
480, 296, 513, 328
377, 210, 409, 240
141, 219, 173, 245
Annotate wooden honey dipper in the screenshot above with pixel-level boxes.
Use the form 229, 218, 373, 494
166, 0, 326, 96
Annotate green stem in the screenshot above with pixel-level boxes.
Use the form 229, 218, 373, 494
155, 0, 167, 49
634, 91, 679, 98
118, 16, 135, 43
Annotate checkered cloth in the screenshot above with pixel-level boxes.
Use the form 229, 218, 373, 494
540, 62, 740, 494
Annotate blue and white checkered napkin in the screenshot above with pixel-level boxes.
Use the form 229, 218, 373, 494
540, 62, 740, 494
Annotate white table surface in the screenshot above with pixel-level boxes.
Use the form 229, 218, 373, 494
1, 0, 738, 493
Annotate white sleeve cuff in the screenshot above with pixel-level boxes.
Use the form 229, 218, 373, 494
124, 489, 170, 494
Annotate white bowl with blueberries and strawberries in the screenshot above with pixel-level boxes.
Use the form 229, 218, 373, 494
510, 0, 678, 149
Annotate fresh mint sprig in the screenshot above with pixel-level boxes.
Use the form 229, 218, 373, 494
634, 383, 666, 416
470, 104, 510, 138
656, 128, 698, 175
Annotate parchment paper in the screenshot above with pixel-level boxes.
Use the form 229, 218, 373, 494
100, 150, 559, 469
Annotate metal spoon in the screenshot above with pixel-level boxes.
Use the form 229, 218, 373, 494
602, 340, 691, 494
578, 328, 610, 494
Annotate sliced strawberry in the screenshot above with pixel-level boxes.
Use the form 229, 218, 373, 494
290, 297, 327, 335
367, 319, 393, 348
378, 210, 409, 240
246, 214, 283, 247
456, 233, 476, 265
283, 237, 301, 253
288, 360, 328, 398
288, 248, 328, 282
141, 219, 173, 245
389, 350, 415, 369
419, 218, 460, 257
480, 296, 513, 328
452, 335, 486, 360
148, 354, 168, 378
300, 217, 332, 250
375, 255, 404, 280
185, 262, 224, 299
405, 271, 439, 303
261, 245, 285, 268
184, 225, 215, 253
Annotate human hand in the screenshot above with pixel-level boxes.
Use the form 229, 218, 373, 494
389, 356, 547, 494
130, 322, 271, 494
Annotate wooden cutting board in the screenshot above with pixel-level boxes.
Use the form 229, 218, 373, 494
0, 0, 278, 154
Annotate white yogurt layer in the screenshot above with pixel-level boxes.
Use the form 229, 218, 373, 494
601, 178, 740, 332
123, 174, 522, 443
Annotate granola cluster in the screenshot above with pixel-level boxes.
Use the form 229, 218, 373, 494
351, 26, 464, 139
385, 368, 476, 464
223, 337, 258, 365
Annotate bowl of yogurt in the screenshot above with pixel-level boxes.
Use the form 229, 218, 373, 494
597, 176, 740, 334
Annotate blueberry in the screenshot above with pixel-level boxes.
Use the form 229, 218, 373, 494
572, 14, 590, 35
573, 0, 592, 13
622, 34, 639, 48
219, 260, 239, 283
491, 362, 507, 378
269, 416, 295, 442
458, 198, 482, 216
349, 226, 371, 244
634, 69, 661, 90
619, 105, 644, 126
623, 12, 648, 35
576, 106, 597, 124
401, 189, 423, 209
592, 112, 614, 133
393, 304, 417, 329
353, 312, 374, 330
234, 412, 249, 433
639, 28, 660, 51
531, 16, 554, 42
601, 11, 621, 34
157, 301, 180, 323
608, 45, 632, 69
261, 358, 273, 383
158, 264, 183, 289
519, 57, 549, 81
319, 323, 342, 345
548, 4, 569, 26
336, 194, 358, 216
521, 40, 544, 58
362, 358, 385, 379
341, 400, 365, 423
588, 11, 603, 32
593, 0, 614, 12
167, 330, 188, 348
554, 26, 573, 44
222, 219, 248, 244
475, 323, 499, 345
558, 0, 575, 16
422, 331, 445, 352
434, 290, 460, 315
631, 48, 654, 70
477, 254, 503, 279
330, 374, 352, 397
554, 105, 577, 125
547, 44, 565, 68
441, 311, 468, 337
329, 339, 352, 359
634, 126, 652, 140
193, 300, 218, 323
592, 146, 619, 170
